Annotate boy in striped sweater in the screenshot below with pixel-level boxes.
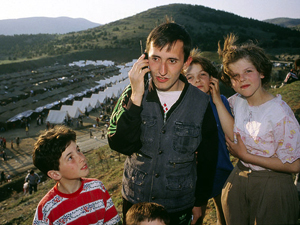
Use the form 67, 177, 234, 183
32, 125, 120, 225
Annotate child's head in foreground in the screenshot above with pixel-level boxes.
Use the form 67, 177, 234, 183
217, 33, 272, 88
33, 126, 89, 181
126, 202, 170, 225
184, 48, 218, 94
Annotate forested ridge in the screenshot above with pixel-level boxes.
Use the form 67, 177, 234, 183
0, 3, 299, 66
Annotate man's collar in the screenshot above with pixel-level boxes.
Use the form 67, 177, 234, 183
146, 74, 189, 101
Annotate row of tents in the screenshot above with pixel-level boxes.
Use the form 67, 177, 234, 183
44, 61, 134, 124
46, 77, 130, 124
0, 59, 136, 130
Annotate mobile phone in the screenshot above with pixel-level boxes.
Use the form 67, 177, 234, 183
144, 52, 148, 60
142, 52, 148, 69
140, 40, 149, 84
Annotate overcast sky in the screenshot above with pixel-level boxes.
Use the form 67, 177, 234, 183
1, 0, 299, 24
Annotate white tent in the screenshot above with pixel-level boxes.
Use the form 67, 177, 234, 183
7, 110, 34, 122
60, 105, 82, 118
91, 92, 107, 103
72, 100, 93, 113
69, 60, 114, 67
82, 98, 101, 109
104, 87, 120, 98
46, 110, 69, 124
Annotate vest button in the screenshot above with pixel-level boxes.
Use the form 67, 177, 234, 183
152, 196, 155, 200
159, 150, 163, 154
161, 130, 165, 134
155, 173, 159, 178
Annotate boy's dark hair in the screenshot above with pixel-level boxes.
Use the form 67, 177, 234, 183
126, 202, 170, 225
218, 33, 272, 87
146, 19, 192, 63
187, 48, 218, 78
33, 126, 76, 176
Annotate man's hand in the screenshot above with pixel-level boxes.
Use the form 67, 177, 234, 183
191, 206, 203, 225
128, 54, 150, 106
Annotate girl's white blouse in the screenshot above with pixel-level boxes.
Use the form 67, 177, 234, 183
229, 93, 300, 171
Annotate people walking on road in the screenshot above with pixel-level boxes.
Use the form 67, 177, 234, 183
0, 171, 6, 184
16, 137, 20, 147
25, 169, 40, 194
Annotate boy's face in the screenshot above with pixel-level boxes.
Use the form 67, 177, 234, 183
148, 40, 191, 92
140, 219, 166, 225
58, 141, 89, 180
185, 63, 211, 94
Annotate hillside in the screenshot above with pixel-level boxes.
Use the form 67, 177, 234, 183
0, 3, 300, 70
0, 17, 101, 35
1, 82, 300, 224
269, 81, 300, 122
264, 17, 300, 29
0, 112, 126, 224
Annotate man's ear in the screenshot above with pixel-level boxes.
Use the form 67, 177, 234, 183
183, 56, 192, 70
47, 170, 62, 181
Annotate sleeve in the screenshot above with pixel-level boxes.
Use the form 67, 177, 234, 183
194, 103, 219, 206
103, 187, 121, 224
32, 205, 49, 225
36, 173, 41, 183
273, 115, 300, 164
107, 84, 143, 156
228, 93, 239, 117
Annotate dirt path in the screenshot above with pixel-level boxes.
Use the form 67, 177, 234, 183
0, 111, 108, 178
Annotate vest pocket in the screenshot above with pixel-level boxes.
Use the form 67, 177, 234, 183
173, 122, 200, 154
140, 116, 157, 158
166, 173, 194, 194
123, 164, 148, 200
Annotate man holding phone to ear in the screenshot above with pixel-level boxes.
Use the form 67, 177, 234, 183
108, 20, 218, 225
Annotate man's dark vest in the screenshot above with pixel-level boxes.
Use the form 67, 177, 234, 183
122, 84, 209, 212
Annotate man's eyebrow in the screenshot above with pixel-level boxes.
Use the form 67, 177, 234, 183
168, 57, 179, 60
150, 54, 179, 61
150, 54, 160, 58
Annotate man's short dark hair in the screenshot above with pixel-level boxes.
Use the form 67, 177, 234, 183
126, 202, 170, 225
33, 126, 76, 176
146, 21, 192, 62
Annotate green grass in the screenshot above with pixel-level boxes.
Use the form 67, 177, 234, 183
269, 80, 300, 122
1, 80, 300, 224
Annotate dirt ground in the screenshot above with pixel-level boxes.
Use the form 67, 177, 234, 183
0, 110, 108, 180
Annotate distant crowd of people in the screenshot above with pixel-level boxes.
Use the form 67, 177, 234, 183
279, 58, 300, 88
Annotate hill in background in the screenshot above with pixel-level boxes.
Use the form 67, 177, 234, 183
264, 17, 300, 30
0, 3, 299, 73
0, 17, 101, 35
48, 3, 300, 54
